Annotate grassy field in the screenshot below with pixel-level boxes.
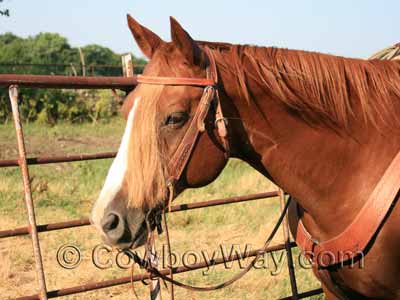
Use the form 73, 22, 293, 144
0, 117, 322, 300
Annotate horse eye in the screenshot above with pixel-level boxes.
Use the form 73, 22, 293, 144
164, 112, 188, 126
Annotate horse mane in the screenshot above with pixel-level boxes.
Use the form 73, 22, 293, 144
201, 42, 400, 131
125, 41, 400, 209
126, 84, 168, 209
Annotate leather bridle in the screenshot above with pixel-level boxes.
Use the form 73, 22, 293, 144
137, 47, 229, 191
129, 47, 290, 298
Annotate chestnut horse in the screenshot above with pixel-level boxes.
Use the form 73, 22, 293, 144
91, 16, 400, 299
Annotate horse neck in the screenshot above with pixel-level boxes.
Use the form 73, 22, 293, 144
217, 51, 400, 239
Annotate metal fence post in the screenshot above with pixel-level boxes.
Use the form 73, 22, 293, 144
278, 189, 299, 300
9, 85, 48, 300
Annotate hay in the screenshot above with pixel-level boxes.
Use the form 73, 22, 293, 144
369, 43, 400, 60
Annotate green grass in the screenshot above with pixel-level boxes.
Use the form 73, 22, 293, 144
0, 118, 321, 300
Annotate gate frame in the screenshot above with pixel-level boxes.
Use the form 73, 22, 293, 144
0, 73, 323, 300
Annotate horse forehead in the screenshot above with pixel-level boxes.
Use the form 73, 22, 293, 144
145, 46, 201, 77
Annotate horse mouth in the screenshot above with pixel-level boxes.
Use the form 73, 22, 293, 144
101, 219, 148, 250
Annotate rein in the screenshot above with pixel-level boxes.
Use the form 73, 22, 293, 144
132, 198, 291, 294
131, 47, 290, 298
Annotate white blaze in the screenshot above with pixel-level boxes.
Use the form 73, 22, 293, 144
91, 98, 139, 231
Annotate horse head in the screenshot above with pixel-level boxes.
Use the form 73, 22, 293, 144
91, 16, 232, 249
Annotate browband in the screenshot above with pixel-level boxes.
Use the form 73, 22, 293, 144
137, 75, 215, 87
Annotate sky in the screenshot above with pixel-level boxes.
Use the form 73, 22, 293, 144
0, 0, 399, 60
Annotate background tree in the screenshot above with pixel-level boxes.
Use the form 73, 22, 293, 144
0, 32, 146, 123
0, 0, 10, 17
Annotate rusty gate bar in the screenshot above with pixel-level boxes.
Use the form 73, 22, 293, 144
0, 218, 90, 238
9, 86, 48, 300
0, 152, 117, 167
0, 191, 280, 238
16, 242, 295, 300
279, 189, 299, 299
0, 62, 144, 68
0, 74, 137, 90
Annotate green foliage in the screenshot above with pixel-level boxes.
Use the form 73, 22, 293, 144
0, 85, 122, 124
82, 44, 120, 76
5, 88, 122, 124
0, 32, 145, 123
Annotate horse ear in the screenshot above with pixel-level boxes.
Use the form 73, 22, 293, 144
127, 15, 164, 59
170, 16, 204, 66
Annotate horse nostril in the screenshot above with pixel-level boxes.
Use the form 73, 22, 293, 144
102, 213, 120, 233
101, 212, 132, 246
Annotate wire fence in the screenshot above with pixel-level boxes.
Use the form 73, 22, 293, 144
0, 63, 145, 76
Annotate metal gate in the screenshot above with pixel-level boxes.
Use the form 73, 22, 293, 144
0, 73, 322, 300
